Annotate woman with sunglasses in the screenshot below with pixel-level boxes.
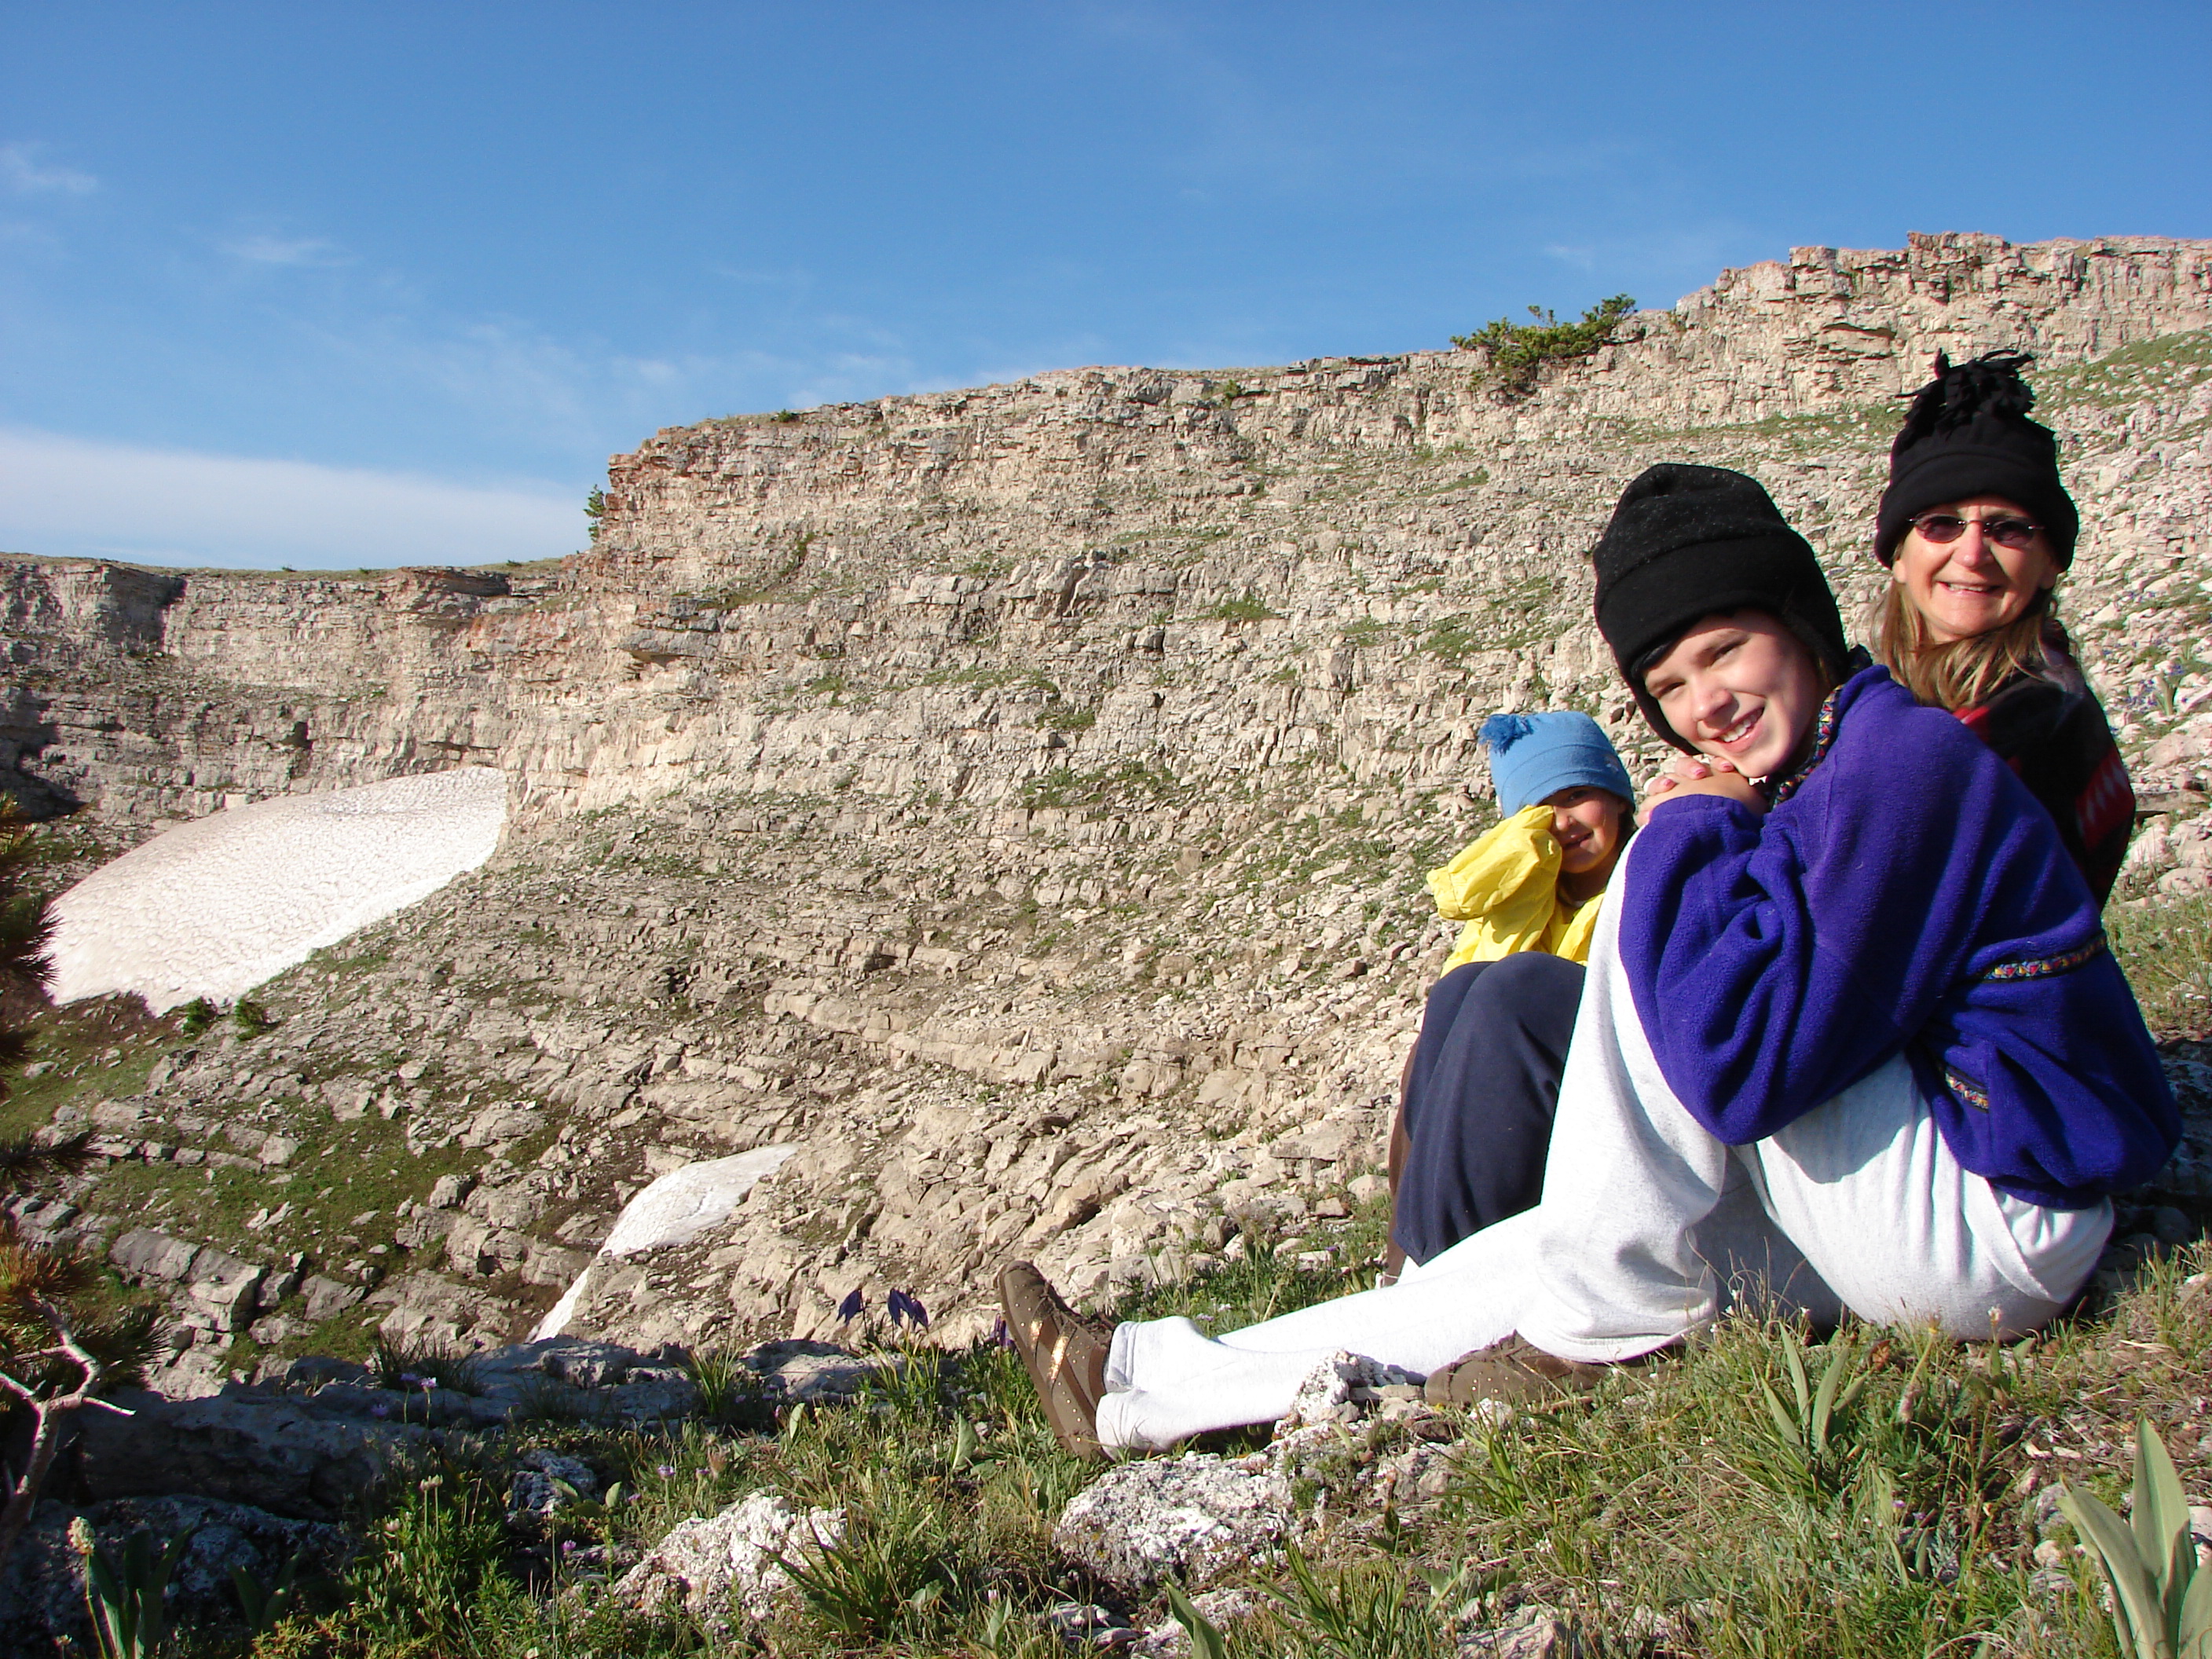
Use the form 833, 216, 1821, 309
1873, 350, 2134, 903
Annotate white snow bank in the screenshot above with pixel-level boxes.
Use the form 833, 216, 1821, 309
533, 1146, 798, 1341
48, 767, 507, 1013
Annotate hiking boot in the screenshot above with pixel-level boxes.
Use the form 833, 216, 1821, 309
998, 1261, 1111, 1460
1421, 1334, 1615, 1408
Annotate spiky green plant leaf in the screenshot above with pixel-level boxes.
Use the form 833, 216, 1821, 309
2138, 1419, 2196, 1603
2060, 1481, 2170, 1658
1164, 1578, 1232, 1659
2180, 1565, 2212, 1658
1809, 1335, 1855, 1458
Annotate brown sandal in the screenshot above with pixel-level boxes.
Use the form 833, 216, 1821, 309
998, 1261, 1111, 1460
1421, 1334, 1617, 1409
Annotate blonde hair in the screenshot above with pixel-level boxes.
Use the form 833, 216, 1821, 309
1873, 582, 2053, 711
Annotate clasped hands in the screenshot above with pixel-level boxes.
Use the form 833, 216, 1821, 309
1642, 753, 1766, 813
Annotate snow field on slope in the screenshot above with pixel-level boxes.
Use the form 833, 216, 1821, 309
48, 767, 508, 1013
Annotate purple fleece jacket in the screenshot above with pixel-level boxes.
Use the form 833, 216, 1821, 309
1620, 665, 2176, 1209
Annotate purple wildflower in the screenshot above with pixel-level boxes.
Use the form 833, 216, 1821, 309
989, 1316, 1014, 1350
889, 1288, 928, 1330
656, 1464, 677, 1479
836, 1288, 864, 1323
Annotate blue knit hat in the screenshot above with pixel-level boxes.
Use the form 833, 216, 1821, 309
1480, 712, 1635, 817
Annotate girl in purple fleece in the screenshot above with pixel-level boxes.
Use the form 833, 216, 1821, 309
1024, 466, 2177, 1449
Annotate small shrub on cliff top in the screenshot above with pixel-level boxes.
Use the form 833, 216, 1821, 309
1453, 293, 1636, 398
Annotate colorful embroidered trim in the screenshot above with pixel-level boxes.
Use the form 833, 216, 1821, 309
1763, 687, 1844, 807
1981, 932, 2108, 982
1945, 1070, 1991, 1111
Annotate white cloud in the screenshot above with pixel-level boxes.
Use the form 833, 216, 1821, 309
223, 233, 352, 267
0, 429, 582, 569
0, 142, 97, 196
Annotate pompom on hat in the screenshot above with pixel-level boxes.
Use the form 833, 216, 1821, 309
1875, 350, 2078, 568
1591, 463, 1849, 752
1480, 711, 1635, 817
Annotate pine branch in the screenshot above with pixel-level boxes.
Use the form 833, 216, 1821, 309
0, 1129, 95, 1188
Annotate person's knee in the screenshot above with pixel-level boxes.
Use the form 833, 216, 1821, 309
1483, 951, 1583, 991
1423, 960, 1490, 1020
1463, 951, 1583, 1028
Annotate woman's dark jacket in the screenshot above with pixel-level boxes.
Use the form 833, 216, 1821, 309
1954, 635, 2134, 906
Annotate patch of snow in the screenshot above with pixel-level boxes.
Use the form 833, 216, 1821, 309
600, 1147, 800, 1256
532, 1272, 592, 1344
47, 768, 507, 1013
531, 1146, 798, 1340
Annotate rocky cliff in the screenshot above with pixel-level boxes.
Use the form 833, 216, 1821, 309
5, 231, 2212, 1386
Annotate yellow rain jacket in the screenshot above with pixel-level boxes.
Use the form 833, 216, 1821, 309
1427, 803, 1606, 970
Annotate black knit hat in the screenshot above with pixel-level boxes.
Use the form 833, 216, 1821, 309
1592, 463, 1849, 752
1875, 350, 2078, 568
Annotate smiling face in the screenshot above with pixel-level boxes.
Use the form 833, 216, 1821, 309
1547, 786, 1626, 876
1642, 611, 1826, 782
1547, 784, 1628, 900
1892, 494, 2060, 643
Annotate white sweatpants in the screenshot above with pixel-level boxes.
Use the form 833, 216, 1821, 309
1096, 839, 2111, 1450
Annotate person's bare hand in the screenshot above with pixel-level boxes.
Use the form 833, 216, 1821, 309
1643, 753, 1764, 813
1642, 751, 1731, 800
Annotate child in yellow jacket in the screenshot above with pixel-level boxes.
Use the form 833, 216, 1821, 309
1384, 712, 1636, 1279
1427, 712, 1636, 968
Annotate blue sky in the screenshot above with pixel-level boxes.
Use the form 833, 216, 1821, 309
4, 2, 2207, 569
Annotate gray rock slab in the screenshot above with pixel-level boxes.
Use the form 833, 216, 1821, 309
71, 1390, 430, 1522
0, 1495, 350, 1656
109, 1229, 201, 1283
611, 1489, 844, 1625
745, 1338, 883, 1404
1053, 1454, 1292, 1591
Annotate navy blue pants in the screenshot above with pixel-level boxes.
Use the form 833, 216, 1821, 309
1390, 953, 1585, 1265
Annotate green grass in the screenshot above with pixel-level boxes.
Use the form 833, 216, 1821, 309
2041, 328, 2212, 416
2110, 891, 2212, 1038
189, 1214, 2212, 1657
1019, 761, 1186, 811
1203, 593, 1282, 624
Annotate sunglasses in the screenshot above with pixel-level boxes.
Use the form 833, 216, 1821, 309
1908, 511, 2042, 551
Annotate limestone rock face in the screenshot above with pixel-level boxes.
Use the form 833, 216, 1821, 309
10, 234, 2212, 1363
5, 235, 2207, 835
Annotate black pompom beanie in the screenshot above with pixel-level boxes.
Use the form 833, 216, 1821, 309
1592, 463, 1849, 753
1874, 350, 2078, 568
